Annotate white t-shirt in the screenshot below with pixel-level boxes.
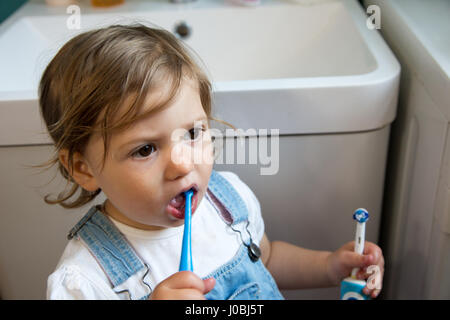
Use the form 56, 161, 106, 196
47, 171, 265, 300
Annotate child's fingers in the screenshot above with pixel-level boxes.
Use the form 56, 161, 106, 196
357, 264, 384, 279
151, 272, 214, 300
371, 288, 381, 298
203, 277, 216, 294
363, 285, 382, 299
340, 241, 378, 261
168, 272, 216, 294
341, 251, 371, 269
339, 241, 384, 299
166, 271, 207, 292
340, 241, 357, 251
168, 288, 208, 300
363, 242, 383, 264
168, 278, 215, 299
358, 264, 383, 299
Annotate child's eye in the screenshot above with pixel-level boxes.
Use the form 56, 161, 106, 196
132, 144, 156, 158
187, 127, 205, 141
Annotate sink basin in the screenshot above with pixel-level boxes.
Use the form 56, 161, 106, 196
0, 0, 399, 146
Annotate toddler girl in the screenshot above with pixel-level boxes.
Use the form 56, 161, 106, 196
40, 24, 384, 300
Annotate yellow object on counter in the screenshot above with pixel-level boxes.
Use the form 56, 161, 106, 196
91, 0, 124, 7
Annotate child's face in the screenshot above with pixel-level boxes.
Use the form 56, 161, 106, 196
82, 78, 214, 230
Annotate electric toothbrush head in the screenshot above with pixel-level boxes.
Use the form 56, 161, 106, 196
353, 208, 369, 223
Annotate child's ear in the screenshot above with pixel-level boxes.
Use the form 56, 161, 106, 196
58, 149, 99, 192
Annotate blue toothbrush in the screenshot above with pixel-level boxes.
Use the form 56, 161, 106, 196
179, 189, 194, 272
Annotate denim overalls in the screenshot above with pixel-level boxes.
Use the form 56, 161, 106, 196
68, 170, 284, 300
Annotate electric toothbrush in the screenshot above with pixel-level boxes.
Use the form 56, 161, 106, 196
179, 189, 194, 272
340, 208, 370, 300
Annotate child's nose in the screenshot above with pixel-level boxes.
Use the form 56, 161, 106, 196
165, 143, 195, 180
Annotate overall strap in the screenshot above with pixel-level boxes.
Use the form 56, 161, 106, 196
68, 206, 151, 300
207, 170, 249, 225
206, 170, 261, 262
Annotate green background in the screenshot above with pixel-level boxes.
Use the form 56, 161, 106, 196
0, 0, 28, 24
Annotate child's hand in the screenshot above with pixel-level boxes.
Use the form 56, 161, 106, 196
326, 241, 384, 298
149, 271, 216, 300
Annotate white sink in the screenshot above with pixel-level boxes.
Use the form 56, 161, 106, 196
0, 0, 399, 145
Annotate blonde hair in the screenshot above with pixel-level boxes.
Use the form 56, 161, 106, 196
39, 24, 222, 208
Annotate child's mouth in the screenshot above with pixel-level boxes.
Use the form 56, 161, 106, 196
166, 188, 198, 220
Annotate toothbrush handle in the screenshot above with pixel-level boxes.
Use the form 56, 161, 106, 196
354, 222, 365, 255
351, 222, 366, 278
179, 190, 193, 272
